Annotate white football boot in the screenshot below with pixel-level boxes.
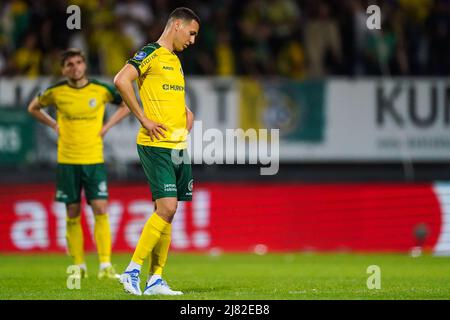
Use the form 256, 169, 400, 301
119, 269, 142, 296
143, 278, 183, 296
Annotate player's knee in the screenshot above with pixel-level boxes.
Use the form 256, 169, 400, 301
93, 209, 107, 216
165, 203, 178, 216
66, 203, 81, 218
92, 204, 108, 215
90, 200, 108, 215
158, 201, 178, 217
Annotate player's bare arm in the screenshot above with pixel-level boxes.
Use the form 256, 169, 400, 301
186, 106, 194, 132
27, 96, 59, 135
99, 101, 131, 137
114, 64, 167, 141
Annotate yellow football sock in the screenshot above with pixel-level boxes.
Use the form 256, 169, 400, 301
131, 213, 169, 265
94, 213, 112, 264
66, 216, 84, 265
149, 223, 172, 276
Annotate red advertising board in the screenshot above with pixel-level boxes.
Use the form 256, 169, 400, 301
0, 183, 446, 253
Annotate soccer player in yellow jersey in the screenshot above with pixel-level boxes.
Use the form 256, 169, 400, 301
27, 48, 130, 279
114, 7, 199, 295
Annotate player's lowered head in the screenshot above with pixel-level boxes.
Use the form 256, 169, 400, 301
159, 7, 200, 52
60, 48, 87, 82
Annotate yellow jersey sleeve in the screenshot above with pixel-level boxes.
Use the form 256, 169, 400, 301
107, 85, 123, 105
90, 79, 123, 105
38, 87, 55, 107
127, 43, 159, 75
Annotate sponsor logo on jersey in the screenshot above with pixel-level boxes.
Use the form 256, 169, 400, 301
162, 84, 184, 91
140, 53, 157, 68
63, 115, 97, 121
163, 65, 174, 71
134, 51, 147, 61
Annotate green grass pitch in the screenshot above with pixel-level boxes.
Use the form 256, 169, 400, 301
1, 252, 449, 300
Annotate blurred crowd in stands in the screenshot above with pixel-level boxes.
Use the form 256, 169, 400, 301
0, 0, 449, 79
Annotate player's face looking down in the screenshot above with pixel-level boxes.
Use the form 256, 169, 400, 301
62, 56, 87, 81
173, 19, 199, 52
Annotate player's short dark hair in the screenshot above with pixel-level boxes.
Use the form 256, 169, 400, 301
168, 7, 201, 25
60, 48, 86, 66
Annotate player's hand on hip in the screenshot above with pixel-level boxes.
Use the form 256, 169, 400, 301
99, 126, 108, 138
142, 118, 167, 141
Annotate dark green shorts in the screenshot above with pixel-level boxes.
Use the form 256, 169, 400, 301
137, 145, 193, 201
55, 163, 108, 204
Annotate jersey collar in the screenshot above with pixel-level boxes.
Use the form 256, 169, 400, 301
66, 79, 91, 89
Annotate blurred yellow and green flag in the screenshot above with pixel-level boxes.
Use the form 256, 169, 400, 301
239, 78, 325, 143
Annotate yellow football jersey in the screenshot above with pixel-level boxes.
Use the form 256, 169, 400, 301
127, 43, 187, 149
38, 79, 122, 164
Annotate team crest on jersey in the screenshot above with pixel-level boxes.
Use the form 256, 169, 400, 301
188, 179, 193, 192
88, 98, 97, 107
134, 51, 147, 61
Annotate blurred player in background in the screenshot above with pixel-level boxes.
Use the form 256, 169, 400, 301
27, 48, 130, 279
114, 7, 198, 295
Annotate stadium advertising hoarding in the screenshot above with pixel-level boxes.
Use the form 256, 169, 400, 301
1, 182, 449, 254
316, 79, 450, 161
252, 78, 450, 161
1, 77, 450, 163
0, 108, 34, 164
